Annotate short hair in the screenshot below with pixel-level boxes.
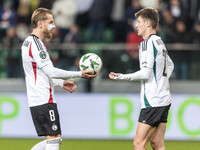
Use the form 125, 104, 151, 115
31, 8, 52, 28
135, 8, 159, 29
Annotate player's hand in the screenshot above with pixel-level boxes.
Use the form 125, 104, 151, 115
63, 80, 77, 93
109, 72, 121, 80
81, 70, 98, 79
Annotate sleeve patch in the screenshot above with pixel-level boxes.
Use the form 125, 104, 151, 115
39, 51, 47, 59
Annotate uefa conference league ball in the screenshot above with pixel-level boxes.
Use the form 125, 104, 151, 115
79, 53, 102, 74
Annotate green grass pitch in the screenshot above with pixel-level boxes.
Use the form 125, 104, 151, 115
0, 138, 200, 150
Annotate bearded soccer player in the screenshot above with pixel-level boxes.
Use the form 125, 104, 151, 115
21, 8, 97, 150
109, 8, 174, 150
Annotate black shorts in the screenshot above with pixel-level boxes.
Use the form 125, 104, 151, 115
30, 103, 61, 136
138, 104, 171, 127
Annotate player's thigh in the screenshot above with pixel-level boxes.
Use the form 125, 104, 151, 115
134, 122, 156, 144
30, 103, 61, 136
150, 123, 166, 144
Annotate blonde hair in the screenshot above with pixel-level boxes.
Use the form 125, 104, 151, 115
31, 8, 52, 28
135, 7, 159, 29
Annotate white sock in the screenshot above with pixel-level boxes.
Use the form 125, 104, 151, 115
31, 140, 46, 150
45, 137, 60, 150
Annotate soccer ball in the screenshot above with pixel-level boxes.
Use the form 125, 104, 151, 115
79, 53, 102, 74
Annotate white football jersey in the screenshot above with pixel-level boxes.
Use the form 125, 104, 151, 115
21, 34, 56, 107
139, 34, 172, 108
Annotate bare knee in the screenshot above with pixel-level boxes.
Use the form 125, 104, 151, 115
150, 138, 157, 149
46, 134, 61, 140
133, 139, 138, 148
133, 138, 146, 150
46, 134, 62, 145
150, 138, 165, 150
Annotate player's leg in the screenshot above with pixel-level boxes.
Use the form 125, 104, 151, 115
149, 104, 171, 150
45, 134, 62, 150
133, 122, 156, 150
30, 105, 46, 150
150, 123, 166, 150
31, 134, 62, 150
44, 103, 62, 150
30, 103, 62, 150
31, 140, 46, 150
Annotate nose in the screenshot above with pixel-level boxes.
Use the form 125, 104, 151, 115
135, 22, 138, 29
48, 24, 55, 31
53, 23, 56, 29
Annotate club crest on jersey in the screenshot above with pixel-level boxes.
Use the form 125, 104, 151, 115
39, 51, 47, 59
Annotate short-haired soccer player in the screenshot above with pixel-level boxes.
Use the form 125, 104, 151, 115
109, 8, 174, 150
21, 8, 97, 150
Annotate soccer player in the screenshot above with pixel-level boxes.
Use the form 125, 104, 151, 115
21, 8, 97, 150
109, 8, 174, 150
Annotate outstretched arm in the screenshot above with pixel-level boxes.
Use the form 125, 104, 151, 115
109, 67, 152, 81
42, 63, 97, 79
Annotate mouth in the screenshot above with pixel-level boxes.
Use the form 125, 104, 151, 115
48, 29, 53, 33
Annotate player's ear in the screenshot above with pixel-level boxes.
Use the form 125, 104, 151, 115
38, 20, 42, 28
146, 20, 151, 28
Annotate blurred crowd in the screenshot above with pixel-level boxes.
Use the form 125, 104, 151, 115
0, 0, 200, 80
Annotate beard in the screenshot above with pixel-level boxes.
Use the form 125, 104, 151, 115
43, 29, 52, 39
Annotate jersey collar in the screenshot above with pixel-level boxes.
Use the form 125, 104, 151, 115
30, 34, 39, 39
147, 34, 156, 39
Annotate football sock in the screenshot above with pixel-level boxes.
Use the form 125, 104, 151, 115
31, 140, 46, 150
45, 137, 61, 150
